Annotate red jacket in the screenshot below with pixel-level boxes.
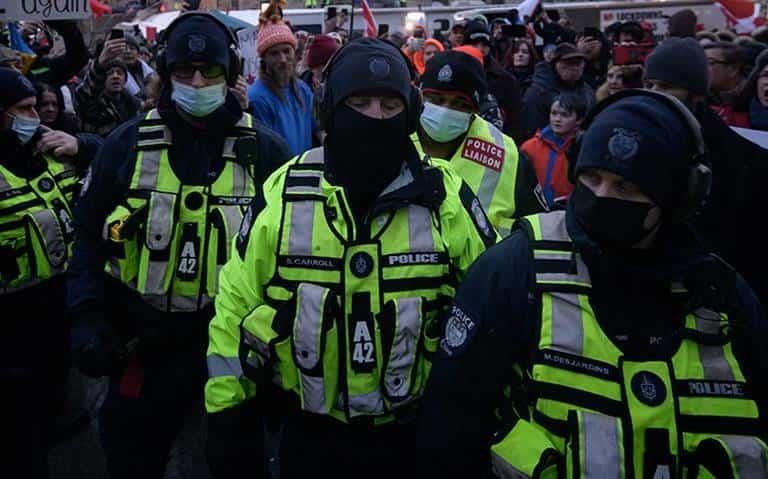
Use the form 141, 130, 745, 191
711, 104, 750, 128
521, 126, 575, 208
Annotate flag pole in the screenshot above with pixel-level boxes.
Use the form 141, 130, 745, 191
349, 0, 355, 36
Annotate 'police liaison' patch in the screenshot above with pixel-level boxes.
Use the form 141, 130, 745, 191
461, 137, 505, 172
440, 305, 477, 357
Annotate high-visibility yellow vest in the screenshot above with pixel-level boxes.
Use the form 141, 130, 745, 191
412, 115, 520, 236
0, 154, 77, 293
206, 147, 494, 423
490, 211, 767, 479
103, 109, 258, 312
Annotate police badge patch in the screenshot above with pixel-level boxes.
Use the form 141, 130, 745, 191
188, 35, 207, 54
440, 305, 477, 357
607, 128, 641, 164
437, 64, 453, 82
631, 371, 666, 407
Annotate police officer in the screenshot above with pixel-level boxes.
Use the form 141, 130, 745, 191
417, 90, 768, 479
0, 68, 80, 478
204, 38, 496, 478
413, 49, 542, 237
66, 13, 291, 478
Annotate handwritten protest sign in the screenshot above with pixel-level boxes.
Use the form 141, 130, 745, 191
1, 0, 92, 21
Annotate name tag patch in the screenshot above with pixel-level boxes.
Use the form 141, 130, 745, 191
462, 137, 505, 172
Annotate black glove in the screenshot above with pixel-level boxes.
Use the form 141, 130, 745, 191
70, 311, 120, 378
206, 401, 264, 478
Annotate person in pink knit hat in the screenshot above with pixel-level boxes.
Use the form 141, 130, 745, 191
248, 4, 318, 156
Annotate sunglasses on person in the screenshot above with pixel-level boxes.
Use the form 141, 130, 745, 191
171, 63, 226, 79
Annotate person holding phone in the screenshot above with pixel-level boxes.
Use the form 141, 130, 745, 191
67, 12, 292, 478
74, 34, 141, 137
577, 27, 610, 90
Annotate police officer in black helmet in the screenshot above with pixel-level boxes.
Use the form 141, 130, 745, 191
66, 12, 290, 478
417, 90, 768, 478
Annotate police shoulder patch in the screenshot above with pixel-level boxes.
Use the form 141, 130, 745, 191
458, 181, 496, 247
440, 305, 478, 357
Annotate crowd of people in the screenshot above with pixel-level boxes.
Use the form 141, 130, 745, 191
2, 3, 768, 478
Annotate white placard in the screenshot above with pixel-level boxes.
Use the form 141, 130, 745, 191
0, 0, 92, 21
732, 127, 768, 149
237, 26, 259, 85
599, 4, 723, 42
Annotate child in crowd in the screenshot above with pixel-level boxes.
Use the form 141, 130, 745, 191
520, 92, 587, 209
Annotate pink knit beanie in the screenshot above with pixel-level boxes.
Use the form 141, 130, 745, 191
258, 18, 297, 56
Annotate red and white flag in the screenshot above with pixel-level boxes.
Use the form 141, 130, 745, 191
516, 0, 542, 23
359, 0, 378, 38
716, 0, 765, 34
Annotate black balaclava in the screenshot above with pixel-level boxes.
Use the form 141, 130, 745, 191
324, 38, 414, 216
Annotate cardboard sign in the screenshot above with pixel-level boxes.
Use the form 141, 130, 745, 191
237, 26, 259, 85
0, 0, 92, 21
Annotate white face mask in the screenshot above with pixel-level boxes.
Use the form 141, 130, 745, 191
10, 114, 41, 145
419, 102, 472, 143
171, 80, 227, 118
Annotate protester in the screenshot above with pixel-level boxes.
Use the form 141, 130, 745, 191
463, 20, 522, 140
417, 90, 768, 479
410, 38, 445, 76
35, 81, 79, 134
448, 22, 466, 49
66, 12, 291, 478
739, 49, 768, 130
23, 20, 89, 87
123, 33, 156, 100
521, 42, 595, 140
249, 7, 316, 156
75, 38, 141, 137
596, 63, 644, 101
645, 36, 768, 305
577, 29, 610, 90
521, 92, 586, 209
704, 42, 749, 126
696, 31, 719, 46
667, 9, 698, 38
299, 34, 339, 91
503, 37, 538, 95
413, 49, 542, 236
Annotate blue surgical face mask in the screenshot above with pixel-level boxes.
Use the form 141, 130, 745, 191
419, 102, 472, 143
171, 80, 227, 118
10, 114, 41, 145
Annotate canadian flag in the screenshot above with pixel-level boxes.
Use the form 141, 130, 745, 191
717, 0, 765, 34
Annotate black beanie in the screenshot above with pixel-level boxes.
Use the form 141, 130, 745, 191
463, 20, 491, 46
575, 94, 697, 213
421, 50, 487, 107
0, 67, 37, 110
645, 38, 710, 96
327, 38, 413, 108
165, 14, 233, 78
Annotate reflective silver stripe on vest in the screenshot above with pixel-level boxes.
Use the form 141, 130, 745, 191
0, 170, 10, 190
380, 165, 414, 197
142, 293, 211, 312
491, 452, 532, 479
232, 163, 248, 196
581, 411, 622, 479
137, 149, 162, 190
722, 435, 768, 479
144, 192, 175, 296
384, 297, 422, 403
475, 123, 505, 216
407, 205, 434, 252
207, 354, 243, 379
695, 308, 734, 381
550, 292, 585, 355
349, 390, 385, 416
293, 283, 328, 414
301, 148, 324, 164
28, 209, 66, 269
533, 213, 591, 287
222, 137, 236, 159
242, 328, 271, 368
288, 200, 315, 256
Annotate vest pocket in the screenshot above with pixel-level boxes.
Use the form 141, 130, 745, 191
292, 283, 338, 415
378, 297, 425, 408
565, 410, 625, 479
